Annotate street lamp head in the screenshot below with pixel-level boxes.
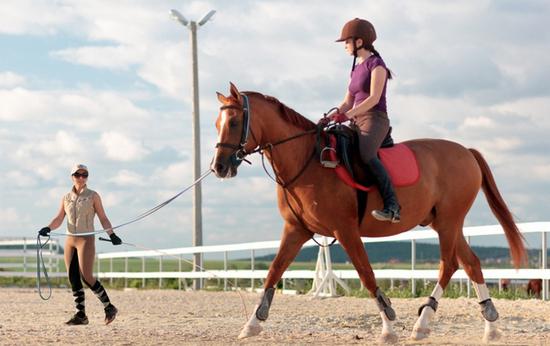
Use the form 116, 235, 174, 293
197, 10, 216, 26
170, 9, 189, 27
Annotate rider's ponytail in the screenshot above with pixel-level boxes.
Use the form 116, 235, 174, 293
366, 45, 393, 80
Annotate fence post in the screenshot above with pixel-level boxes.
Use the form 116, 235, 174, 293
178, 255, 182, 290
159, 256, 163, 289
110, 258, 113, 286
251, 249, 255, 291
224, 251, 228, 291
55, 240, 60, 273
467, 236, 471, 298
542, 229, 548, 300
124, 257, 128, 288
48, 239, 53, 272
23, 237, 27, 272
142, 256, 146, 289
411, 239, 416, 297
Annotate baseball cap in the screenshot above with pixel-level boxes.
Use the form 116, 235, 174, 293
71, 164, 89, 175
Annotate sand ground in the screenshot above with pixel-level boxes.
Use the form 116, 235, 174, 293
0, 288, 548, 345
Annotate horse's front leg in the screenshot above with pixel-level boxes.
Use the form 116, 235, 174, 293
334, 228, 398, 344
238, 224, 311, 339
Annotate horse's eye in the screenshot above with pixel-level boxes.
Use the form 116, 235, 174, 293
229, 119, 239, 128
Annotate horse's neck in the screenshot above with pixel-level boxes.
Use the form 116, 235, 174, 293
260, 116, 316, 185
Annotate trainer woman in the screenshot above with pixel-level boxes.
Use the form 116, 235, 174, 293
331, 18, 400, 223
39, 164, 122, 325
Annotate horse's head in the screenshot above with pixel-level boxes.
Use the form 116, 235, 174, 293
211, 82, 254, 178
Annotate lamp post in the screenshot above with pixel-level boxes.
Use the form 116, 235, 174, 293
170, 8, 216, 290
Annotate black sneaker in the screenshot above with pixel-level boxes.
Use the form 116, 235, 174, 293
65, 313, 89, 325
104, 304, 118, 325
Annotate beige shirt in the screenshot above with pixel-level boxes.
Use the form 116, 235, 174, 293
64, 186, 97, 234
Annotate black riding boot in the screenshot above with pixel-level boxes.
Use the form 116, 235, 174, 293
366, 158, 401, 223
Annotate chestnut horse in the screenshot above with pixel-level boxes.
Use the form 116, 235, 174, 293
211, 83, 526, 343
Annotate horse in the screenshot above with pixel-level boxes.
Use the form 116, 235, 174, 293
211, 82, 526, 343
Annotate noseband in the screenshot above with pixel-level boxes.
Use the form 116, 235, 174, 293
215, 94, 252, 167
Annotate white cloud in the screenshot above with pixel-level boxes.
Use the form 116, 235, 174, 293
532, 164, 550, 181
0, 88, 55, 121
0, 208, 31, 235
52, 45, 144, 70
4, 170, 38, 188
461, 116, 494, 128
0, 87, 149, 128
99, 131, 149, 161
0, 72, 26, 88
0, 1, 74, 35
109, 169, 146, 186
151, 161, 193, 188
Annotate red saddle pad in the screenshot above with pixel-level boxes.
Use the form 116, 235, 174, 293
328, 137, 419, 191
378, 143, 419, 187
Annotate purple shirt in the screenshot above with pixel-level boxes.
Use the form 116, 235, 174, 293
348, 55, 388, 113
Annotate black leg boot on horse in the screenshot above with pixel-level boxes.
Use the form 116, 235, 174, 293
366, 157, 401, 223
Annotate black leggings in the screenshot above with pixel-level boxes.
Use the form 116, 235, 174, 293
68, 249, 84, 289
68, 249, 96, 288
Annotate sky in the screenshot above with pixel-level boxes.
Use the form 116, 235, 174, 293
1, 0, 549, 254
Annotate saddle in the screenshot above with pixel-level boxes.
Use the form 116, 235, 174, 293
321, 125, 419, 191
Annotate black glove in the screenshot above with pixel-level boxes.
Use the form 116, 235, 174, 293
38, 227, 51, 237
109, 232, 122, 245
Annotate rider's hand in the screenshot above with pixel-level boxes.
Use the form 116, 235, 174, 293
38, 226, 51, 237
317, 117, 331, 127
109, 232, 122, 246
330, 113, 349, 123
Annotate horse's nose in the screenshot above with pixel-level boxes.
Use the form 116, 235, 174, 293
212, 161, 227, 176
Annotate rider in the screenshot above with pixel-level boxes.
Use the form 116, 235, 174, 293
330, 18, 400, 223
39, 164, 122, 325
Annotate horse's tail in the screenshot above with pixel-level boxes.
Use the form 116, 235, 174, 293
469, 148, 527, 269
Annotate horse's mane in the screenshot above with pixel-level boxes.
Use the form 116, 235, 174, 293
243, 92, 316, 131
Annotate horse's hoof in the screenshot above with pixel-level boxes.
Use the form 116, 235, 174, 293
482, 328, 502, 343
410, 327, 431, 340
378, 332, 398, 344
237, 324, 263, 339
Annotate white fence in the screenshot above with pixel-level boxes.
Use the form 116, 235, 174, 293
96, 222, 550, 299
0, 238, 64, 278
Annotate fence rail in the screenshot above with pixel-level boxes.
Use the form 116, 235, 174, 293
95, 222, 549, 299
1, 223, 548, 299
0, 237, 62, 276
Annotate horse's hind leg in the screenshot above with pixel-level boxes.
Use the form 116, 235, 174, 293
333, 228, 397, 344
411, 223, 460, 341
455, 235, 501, 343
238, 225, 310, 339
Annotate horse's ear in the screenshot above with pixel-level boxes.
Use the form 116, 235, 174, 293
217, 92, 228, 104
229, 82, 242, 103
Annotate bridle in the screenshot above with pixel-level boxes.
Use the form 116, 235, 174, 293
215, 94, 253, 167
214, 93, 319, 186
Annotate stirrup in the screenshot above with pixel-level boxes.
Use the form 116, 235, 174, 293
372, 208, 400, 223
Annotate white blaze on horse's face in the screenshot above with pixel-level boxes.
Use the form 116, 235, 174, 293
217, 109, 229, 144
212, 106, 240, 178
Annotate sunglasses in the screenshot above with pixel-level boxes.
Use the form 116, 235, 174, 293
72, 172, 89, 178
